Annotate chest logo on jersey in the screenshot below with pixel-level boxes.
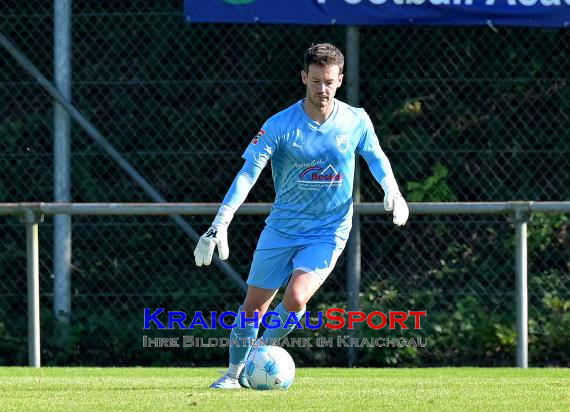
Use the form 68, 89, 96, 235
298, 164, 343, 190
336, 135, 349, 153
251, 129, 266, 145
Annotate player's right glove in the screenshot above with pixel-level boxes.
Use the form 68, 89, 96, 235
194, 205, 234, 266
194, 224, 228, 266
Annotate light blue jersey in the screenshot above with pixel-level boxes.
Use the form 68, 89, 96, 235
242, 99, 389, 244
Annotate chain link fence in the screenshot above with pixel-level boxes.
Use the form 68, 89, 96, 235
0, 1, 568, 366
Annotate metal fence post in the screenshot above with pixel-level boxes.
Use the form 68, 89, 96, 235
53, 0, 73, 340
23, 209, 44, 367
346, 26, 360, 367
514, 207, 530, 368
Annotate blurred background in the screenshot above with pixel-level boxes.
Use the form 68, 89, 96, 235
0, 0, 568, 367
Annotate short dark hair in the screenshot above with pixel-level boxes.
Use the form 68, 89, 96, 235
304, 43, 344, 74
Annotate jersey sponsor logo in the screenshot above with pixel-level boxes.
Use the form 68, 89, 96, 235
251, 129, 266, 145
293, 159, 325, 169
298, 164, 343, 190
336, 134, 349, 153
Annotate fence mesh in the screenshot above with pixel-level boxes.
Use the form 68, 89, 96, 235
0, 1, 568, 366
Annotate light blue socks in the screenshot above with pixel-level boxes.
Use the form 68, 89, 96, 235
262, 302, 306, 341
229, 306, 259, 369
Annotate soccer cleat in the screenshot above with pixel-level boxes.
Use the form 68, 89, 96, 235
238, 366, 251, 389
209, 374, 242, 389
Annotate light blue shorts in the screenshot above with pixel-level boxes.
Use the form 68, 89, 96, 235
247, 229, 346, 290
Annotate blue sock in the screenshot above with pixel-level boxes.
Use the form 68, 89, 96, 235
261, 302, 306, 341
229, 306, 259, 368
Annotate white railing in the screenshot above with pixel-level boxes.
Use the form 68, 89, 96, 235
2, 201, 569, 368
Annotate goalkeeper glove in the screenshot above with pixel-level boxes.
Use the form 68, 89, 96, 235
381, 177, 410, 226
194, 205, 234, 266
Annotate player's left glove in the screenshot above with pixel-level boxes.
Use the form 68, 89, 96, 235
194, 205, 234, 266
382, 177, 410, 226
384, 191, 409, 226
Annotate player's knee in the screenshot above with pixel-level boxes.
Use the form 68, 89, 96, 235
282, 291, 307, 313
241, 302, 265, 318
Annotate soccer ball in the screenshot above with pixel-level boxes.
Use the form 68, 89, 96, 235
244, 345, 295, 390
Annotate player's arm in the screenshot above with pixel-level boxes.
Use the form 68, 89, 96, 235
194, 160, 263, 266
195, 123, 277, 266
357, 112, 409, 226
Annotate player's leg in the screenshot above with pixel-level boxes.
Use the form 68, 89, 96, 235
228, 286, 277, 373
262, 241, 345, 341
260, 270, 318, 341
210, 285, 277, 389
211, 244, 294, 389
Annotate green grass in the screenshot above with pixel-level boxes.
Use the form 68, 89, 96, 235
0, 368, 569, 411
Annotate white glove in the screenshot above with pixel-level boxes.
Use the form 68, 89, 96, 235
194, 225, 229, 266
194, 205, 234, 266
381, 177, 409, 226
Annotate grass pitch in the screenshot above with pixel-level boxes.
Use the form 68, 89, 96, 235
0, 367, 568, 411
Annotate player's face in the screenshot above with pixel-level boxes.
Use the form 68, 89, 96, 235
301, 64, 343, 111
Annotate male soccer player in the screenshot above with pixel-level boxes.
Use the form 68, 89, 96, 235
194, 43, 409, 389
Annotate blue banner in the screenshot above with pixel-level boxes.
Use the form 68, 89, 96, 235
184, 0, 570, 28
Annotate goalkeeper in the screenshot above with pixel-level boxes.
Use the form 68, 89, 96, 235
194, 43, 409, 389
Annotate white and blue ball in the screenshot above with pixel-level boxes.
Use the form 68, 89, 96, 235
244, 345, 295, 390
